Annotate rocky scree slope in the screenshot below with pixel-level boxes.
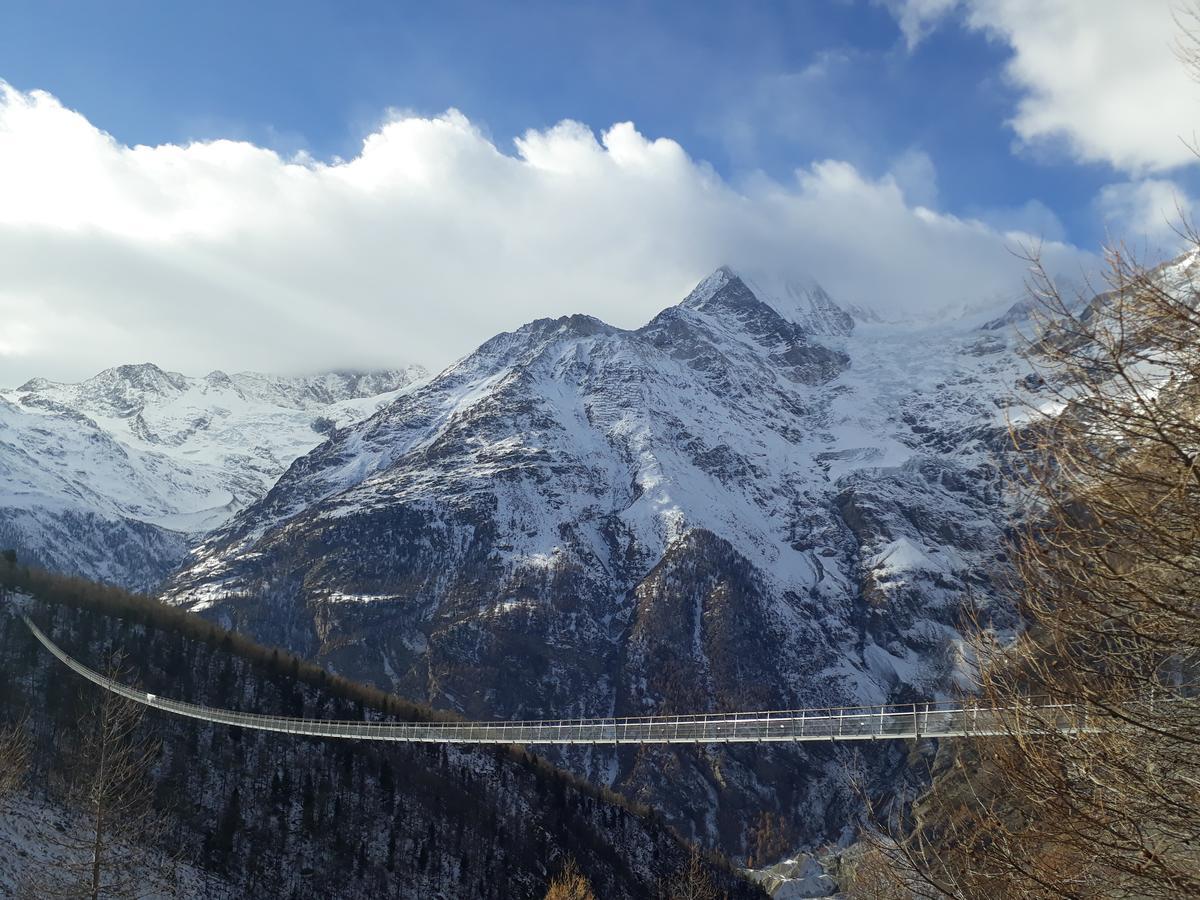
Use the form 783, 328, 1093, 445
164, 268, 1029, 854
0, 364, 425, 590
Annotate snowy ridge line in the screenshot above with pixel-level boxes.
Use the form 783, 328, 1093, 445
24, 616, 1097, 745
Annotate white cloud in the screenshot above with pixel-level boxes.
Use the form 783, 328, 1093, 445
972, 198, 1067, 243
886, 0, 1200, 174
0, 83, 1090, 384
706, 51, 864, 168
1096, 178, 1195, 249
888, 148, 940, 207
880, 0, 961, 50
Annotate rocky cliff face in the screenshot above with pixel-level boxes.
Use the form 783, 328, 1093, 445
0, 364, 425, 589
160, 268, 1029, 856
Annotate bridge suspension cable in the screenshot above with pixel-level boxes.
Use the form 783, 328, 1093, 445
25, 615, 1093, 746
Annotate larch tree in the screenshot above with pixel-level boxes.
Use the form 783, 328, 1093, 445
658, 846, 722, 900
856, 238, 1200, 898
848, 8, 1200, 890
38, 669, 178, 899
0, 717, 30, 801
544, 857, 597, 900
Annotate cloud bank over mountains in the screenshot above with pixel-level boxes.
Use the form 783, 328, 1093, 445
889, 0, 1198, 174
0, 82, 1090, 384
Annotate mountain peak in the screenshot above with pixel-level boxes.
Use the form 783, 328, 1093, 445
514, 313, 619, 343
76, 363, 189, 413
91, 362, 188, 392
204, 369, 233, 384
736, 271, 855, 336
229, 369, 425, 409
680, 265, 746, 311
681, 267, 856, 336
15, 376, 53, 393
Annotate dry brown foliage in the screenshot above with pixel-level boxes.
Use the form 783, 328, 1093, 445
852, 236, 1200, 899
544, 857, 598, 900
746, 811, 793, 869
0, 717, 30, 801
841, 845, 913, 900
658, 845, 724, 900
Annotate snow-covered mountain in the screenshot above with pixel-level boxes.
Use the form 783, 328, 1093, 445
0, 364, 425, 589
162, 267, 1030, 854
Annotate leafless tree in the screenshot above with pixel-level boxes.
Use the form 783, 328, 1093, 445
841, 11, 1200, 895
840, 843, 914, 900
851, 236, 1200, 898
0, 716, 30, 801
36, 667, 178, 899
544, 857, 597, 900
658, 846, 722, 900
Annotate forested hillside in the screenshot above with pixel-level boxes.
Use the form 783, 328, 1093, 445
0, 561, 762, 899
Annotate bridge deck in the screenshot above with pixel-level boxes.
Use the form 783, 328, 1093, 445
24, 615, 1087, 745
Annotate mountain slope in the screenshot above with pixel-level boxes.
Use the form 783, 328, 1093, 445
163, 269, 1028, 853
0, 364, 425, 589
0, 571, 761, 899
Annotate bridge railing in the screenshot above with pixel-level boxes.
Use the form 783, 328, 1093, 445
21, 615, 1116, 745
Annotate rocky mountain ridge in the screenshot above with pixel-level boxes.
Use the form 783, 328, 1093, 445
159, 268, 1028, 855
0, 363, 425, 588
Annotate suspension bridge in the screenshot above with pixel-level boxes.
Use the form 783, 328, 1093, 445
25, 615, 1090, 746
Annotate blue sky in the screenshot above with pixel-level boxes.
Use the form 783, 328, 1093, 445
0, 0, 1151, 245
0, 0, 1197, 380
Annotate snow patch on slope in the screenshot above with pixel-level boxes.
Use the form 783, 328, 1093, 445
0, 364, 424, 587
